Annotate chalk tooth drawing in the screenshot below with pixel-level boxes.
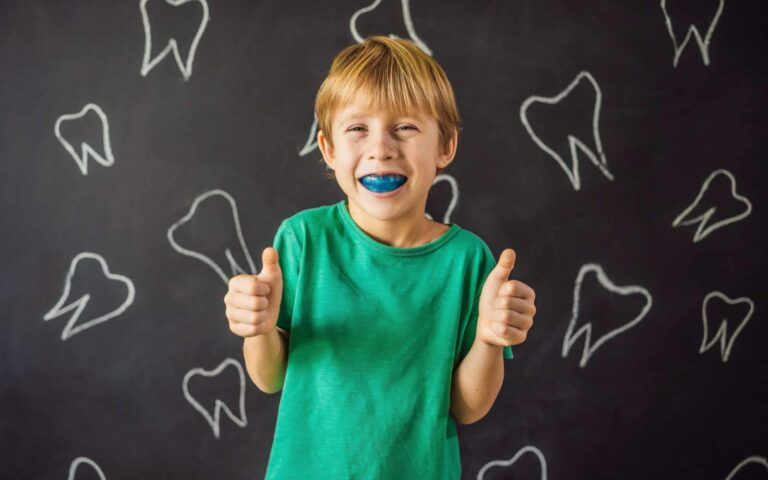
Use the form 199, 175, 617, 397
350, 0, 432, 56
562, 263, 652, 368
167, 189, 256, 285
660, 0, 725, 67
68, 456, 107, 480
424, 173, 459, 224
476, 445, 547, 479
182, 357, 247, 439
43, 252, 135, 341
139, 0, 210, 80
520, 71, 614, 191
54, 103, 114, 175
672, 168, 752, 243
699, 291, 755, 363
724, 455, 768, 479
299, 0, 432, 157
299, 113, 319, 156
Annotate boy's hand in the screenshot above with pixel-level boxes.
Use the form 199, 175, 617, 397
224, 247, 283, 338
476, 249, 536, 348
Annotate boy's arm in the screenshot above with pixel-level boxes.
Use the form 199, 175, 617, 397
242, 327, 289, 394
449, 339, 505, 425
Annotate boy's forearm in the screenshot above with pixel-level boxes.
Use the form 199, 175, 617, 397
242, 329, 288, 394
449, 339, 504, 425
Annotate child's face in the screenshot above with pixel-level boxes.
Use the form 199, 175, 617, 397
317, 97, 456, 222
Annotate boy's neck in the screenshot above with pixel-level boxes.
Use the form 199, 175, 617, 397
344, 198, 448, 248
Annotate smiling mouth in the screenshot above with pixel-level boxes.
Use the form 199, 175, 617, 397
358, 174, 408, 193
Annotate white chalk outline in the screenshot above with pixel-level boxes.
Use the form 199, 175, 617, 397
477, 445, 547, 479
350, 0, 432, 56
140, 0, 210, 80
699, 291, 755, 363
661, 0, 725, 67
167, 188, 256, 285
724, 455, 768, 479
299, 113, 319, 157
520, 71, 614, 191
43, 252, 135, 341
424, 173, 459, 224
562, 263, 652, 368
68, 456, 107, 480
182, 357, 247, 439
54, 103, 114, 176
672, 168, 752, 243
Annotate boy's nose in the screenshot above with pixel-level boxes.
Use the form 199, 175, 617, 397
366, 131, 397, 160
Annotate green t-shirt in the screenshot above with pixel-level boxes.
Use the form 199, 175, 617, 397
265, 199, 513, 479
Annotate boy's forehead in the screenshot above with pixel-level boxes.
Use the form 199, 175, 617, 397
334, 103, 430, 123
334, 95, 430, 124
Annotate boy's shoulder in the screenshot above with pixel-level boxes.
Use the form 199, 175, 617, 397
449, 224, 493, 257
280, 202, 339, 230
277, 202, 341, 243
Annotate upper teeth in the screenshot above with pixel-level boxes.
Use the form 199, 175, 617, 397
363, 174, 404, 179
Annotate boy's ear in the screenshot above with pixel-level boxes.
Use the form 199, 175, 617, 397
317, 129, 335, 170
437, 127, 458, 169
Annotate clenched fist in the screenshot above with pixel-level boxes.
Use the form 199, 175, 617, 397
476, 249, 536, 348
224, 247, 283, 338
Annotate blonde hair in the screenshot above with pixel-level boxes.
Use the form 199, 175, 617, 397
314, 35, 460, 179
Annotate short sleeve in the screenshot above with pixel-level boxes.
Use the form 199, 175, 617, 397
272, 220, 303, 333
457, 243, 513, 365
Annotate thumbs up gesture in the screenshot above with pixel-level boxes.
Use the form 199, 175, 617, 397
224, 247, 283, 338
476, 249, 536, 348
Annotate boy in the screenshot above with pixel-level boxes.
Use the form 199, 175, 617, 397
224, 35, 536, 479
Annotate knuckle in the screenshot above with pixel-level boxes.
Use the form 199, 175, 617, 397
244, 277, 258, 294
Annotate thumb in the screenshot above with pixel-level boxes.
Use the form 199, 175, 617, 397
257, 246, 282, 283
491, 248, 516, 281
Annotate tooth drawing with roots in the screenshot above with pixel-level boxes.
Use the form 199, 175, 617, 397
520, 71, 614, 191
299, 0, 431, 157
139, 0, 210, 80
699, 291, 755, 363
349, 0, 432, 56
660, 0, 726, 67
182, 358, 247, 439
54, 103, 114, 176
562, 263, 652, 368
672, 168, 752, 243
166, 189, 256, 285
43, 252, 135, 341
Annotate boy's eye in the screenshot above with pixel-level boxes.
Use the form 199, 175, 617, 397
346, 125, 417, 133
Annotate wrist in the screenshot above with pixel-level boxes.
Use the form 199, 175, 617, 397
473, 337, 503, 354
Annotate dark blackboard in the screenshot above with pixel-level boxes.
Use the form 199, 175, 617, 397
2, 1, 766, 478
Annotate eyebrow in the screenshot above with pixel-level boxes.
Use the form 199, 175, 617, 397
338, 112, 423, 124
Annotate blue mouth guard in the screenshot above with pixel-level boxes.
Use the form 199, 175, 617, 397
359, 175, 407, 193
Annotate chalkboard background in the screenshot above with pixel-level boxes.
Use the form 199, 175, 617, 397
2, 1, 766, 478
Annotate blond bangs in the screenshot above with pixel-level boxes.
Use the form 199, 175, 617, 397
314, 36, 459, 154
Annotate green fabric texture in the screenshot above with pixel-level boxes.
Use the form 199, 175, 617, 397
265, 199, 512, 479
